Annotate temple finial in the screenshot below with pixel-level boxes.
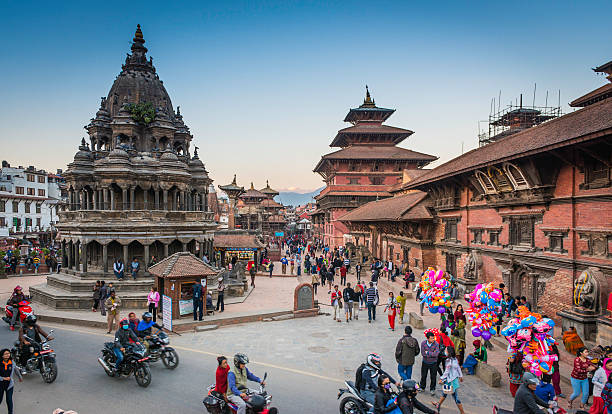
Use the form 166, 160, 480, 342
193, 146, 199, 158
232, 174, 237, 185
266, 180, 269, 187
362, 85, 376, 107
250, 182, 255, 190
134, 24, 144, 42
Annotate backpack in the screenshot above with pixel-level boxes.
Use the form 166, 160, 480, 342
355, 363, 366, 391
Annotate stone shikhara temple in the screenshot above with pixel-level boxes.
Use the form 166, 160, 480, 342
31, 25, 217, 309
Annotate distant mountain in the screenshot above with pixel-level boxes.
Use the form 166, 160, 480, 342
275, 187, 324, 207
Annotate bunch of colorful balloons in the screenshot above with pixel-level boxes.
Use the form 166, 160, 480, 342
464, 282, 503, 341
418, 268, 451, 314
501, 306, 558, 376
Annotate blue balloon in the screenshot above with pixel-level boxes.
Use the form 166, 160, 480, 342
489, 327, 497, 335
428, 307, 437, 314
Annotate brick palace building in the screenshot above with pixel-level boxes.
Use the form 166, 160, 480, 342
311, 87, 436, 247
340, 60, 612, 339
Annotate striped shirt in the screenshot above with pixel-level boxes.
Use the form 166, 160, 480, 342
365, 287, 377, 304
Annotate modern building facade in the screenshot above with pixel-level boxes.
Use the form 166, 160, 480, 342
312, 87, 436, 247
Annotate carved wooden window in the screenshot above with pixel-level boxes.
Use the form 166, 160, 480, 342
488, 167, 513, 192
475, 171, 496, 194
372, 163, 380, 172
370, 177, 384, 185
509, 217, 535, 247
388, 245, 394, 261
27, 188, 35, 196
472, 229, 483, 244
583, 154, 611, 189
445, 253, 458, 277
488, 231, 500, 246
444, 219, 458, 242
402, 247, 409, 263
550, 236, 563, 252
348, 162, 356, 172
348, 178, 360, 185
414, 258, 419, 268
503, 163, 530, 189
15, 187, 24, 195
37, 175, 45, 183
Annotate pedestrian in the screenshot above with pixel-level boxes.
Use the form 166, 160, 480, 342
472, 340, 487, 363
550, 343, 564, 397
216, 277, 225, 312
395, 325, 419, 381
342, 283, 354, 322
327, 267, 335, 293
113, 258, 124, 280
418, 286, 426, 316
99, 281, 108, 316
507, 351, 524, 397
192, 281, 204, 321
355, 263, 362, 281
249, 264, 256, 287
340, 265, 347, 286
0, 348, 21, 414
385, 292, 398, 331
280, 256, 288, 274
569, 346, 596, 410
420, 331, 440, 396
534, 374, 556, 407
450, 329, 466, 367
92, 280, 101, 312
520, 296, 532, 312
365, 282, 378, 323
290, 257, 295, 275
602, 373, 612, 414
453, 304, 466, 325
104, 289, 121, 334
147, 286, 160, 322
268, 262, 274, 278
432, 347, 465, 414
296, 256, 301, 276
396, 291, 406, 324
352, 283, 362, 319
130, 258, 139, 279
311, 271, 320, 295
331, 285, 342, 323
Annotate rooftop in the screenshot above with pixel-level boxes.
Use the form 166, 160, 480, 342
213, 231, 264, 249
314, 146, 437, 172
148, 252, 217, 279
339, 191, 431, 222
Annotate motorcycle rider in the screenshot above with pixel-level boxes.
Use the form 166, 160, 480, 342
112, 318, 141, 374
513, 372, 553, 414
18, 315, 53, 371
226, 353, 266, 414
361, 353, 401, 405
135, 312, 163, 351
374, 375, 398, 413
7, 286, 27, 331
396, 380, 436, 414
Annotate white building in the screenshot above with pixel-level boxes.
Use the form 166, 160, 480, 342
0, 161, 67, 238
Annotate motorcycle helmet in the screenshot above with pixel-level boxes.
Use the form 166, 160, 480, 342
13, 286, 22, 293
523, 372, 539, 386
249, 395, 266, 413
234, 353, 249, 368
402, 379, 419, 397
25, 314, 37, 326
366, 353, 382, 370
142, 312, 152, 321
119, 319, 129, 329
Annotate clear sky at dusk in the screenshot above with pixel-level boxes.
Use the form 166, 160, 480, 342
0, 0, 610, 192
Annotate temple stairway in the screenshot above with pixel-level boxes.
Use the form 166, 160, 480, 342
30, 269, 153, 310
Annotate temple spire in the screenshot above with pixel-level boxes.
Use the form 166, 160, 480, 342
232, 174, 237, 185
133, 24, 145, 44
361, 85, 376, 108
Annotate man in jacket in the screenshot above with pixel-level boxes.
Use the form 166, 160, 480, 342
513, 372, 551, 414
365, 282, 378, 323
112, 319, 140, 372
419, 332, 440, 395
7, 286, 27, 330
395, 326, 420, 380
193, 282, 204, 321
227, 353, 265, 414
342, 283, 355, 322
104, 289, 121, 333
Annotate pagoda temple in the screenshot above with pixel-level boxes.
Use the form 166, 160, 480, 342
312, 87, 437, 247
30, 25, 217, 310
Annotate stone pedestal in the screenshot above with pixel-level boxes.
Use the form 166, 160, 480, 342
596, 315, 612, 346
456, 278, 479, 298
558, 307, 600, 343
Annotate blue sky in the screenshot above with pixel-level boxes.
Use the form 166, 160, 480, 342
0, 0, 610, 192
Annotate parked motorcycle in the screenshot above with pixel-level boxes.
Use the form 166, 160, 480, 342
142, 330, 179, 369
493, 403, 567, 414
11, 329, 58, 383
204, 372, 274, 414
3, 299, 34, 328
97, 342, 151, 387
337, 380, 371, 414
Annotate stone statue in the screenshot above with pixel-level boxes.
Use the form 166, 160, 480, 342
229, 261, 246, 282
100, 96, 107, 108
573, 269, 601, 312
462, 251, 480, 280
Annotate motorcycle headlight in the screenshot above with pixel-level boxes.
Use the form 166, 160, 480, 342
161, 338, 169, 345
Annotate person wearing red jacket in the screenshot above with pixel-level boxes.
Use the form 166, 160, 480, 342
214, 356, 231, 394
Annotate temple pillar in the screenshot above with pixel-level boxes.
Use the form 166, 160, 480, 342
122, 188, 128, 210
110, 188, 115, 210
181, 241, 187, 252
144, 244, 150, 271
69, 189, 74, 210
163, 190, 168, 210
82, 242, 88, 272
199, 242, 204, 259
61, 241, 67, 268
154, 190, 160, 210
180, 191, 185, 211
103, 188, 109, 210
123, 244, 129, 269
143, 189, 148, 210
92, 190, 98, 210
67, 241, 73, 269
130, 187, 135, 210
74, 241, 80, 271
102, 243, 108, 273
163, 243, 169, 258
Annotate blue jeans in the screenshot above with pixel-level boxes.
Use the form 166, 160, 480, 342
367, 303, 376, 321
570, 377, 589, 404
113, 347, 124, 369
398, 364, 413, 380
114, 270, 124, 280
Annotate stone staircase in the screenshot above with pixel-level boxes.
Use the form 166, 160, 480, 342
30, 270, 153, 310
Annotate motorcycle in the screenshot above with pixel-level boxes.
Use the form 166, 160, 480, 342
97, 342, 151, 387
493, 402, 567, 414
337, 380, 371, 414
142, 330, 179, 369
204, 372, 274, 414
11, 329, 58, 383
3, 299, 34, 328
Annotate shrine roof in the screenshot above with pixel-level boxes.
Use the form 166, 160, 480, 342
314, 146, 437, 172
406, 97, 612, 188
148, 252, 217, 279
213, 232, 264, 249
330, 124, 414, 147
388, 169, 431, 193
261, 199, 283, 208
570, 83, 612, 107
339, 191, 431, 222
314, 184, 392, 199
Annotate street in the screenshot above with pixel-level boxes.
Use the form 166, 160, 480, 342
0, 309, 515, 414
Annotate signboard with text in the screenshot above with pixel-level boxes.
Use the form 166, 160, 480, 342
275, 232, 284, 237
162, 295, 172, 331
179, 299, 193, 316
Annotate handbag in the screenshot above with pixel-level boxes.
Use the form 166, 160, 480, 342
339, 300, 343, 309
442, 382, 454, 394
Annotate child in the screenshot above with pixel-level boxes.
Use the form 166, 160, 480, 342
535, 374, 555, 405
473, 340, 487, 363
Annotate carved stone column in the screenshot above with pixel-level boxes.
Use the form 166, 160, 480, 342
74, 241, 80, 271
143, 189, 148, 210
122, 187, 128, 210
82, 242, 88, 273
154, 189, 160, 210
92, 190, 98, 211
123, 244, 129, 269
163, 190, 168, 211
143, 244, 150, 272
180, 191, 185, 211
103, 188, 109, 211
130, 187, 135, 210
163, 243, 169, 258
102, 243, 108, 273
181, 241, 187, 252
110, 188, 115, 210
67, 241, 73, 269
